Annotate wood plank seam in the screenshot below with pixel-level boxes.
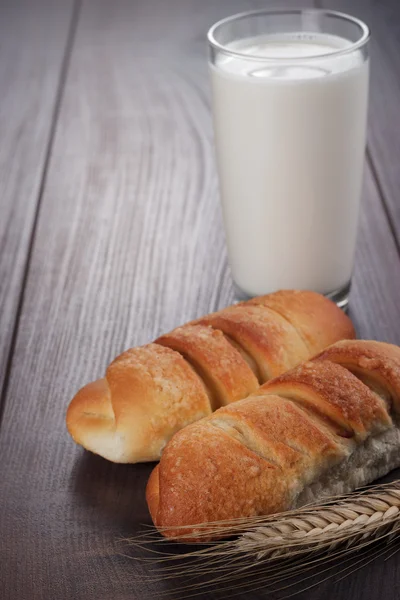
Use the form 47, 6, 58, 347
0, 0, 83, 432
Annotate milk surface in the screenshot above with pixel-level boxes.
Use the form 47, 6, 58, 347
211, 33, 369, 297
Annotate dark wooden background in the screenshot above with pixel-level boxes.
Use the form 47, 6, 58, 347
1, 0, 400, 598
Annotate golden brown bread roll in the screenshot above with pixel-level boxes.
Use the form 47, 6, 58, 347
66, 290, 354, 464
147, 340, 400, 540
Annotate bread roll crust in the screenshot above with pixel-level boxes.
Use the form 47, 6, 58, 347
314, 340, 400, 409
246, 290, 355, 354
67, 290, 355, 464
147, 340, 400, 540
261, 360, 391, 439
151, 420, 287, 536
156, 324, 259, 408
196, 304, 310, 381
67, 344, 212, 462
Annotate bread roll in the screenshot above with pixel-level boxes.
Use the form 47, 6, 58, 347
66, 290, 354, 463
147, 340, 400, 540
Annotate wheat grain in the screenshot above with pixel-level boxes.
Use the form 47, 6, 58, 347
237, 489, 400, 559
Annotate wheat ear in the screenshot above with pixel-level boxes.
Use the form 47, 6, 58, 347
237, 488, 400, 559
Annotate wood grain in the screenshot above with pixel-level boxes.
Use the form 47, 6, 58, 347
321, 0, 400, 248
348, 165, 400, 342
0, 0, 76, 399
0, 0, 400, 599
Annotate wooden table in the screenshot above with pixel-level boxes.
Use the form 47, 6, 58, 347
1, 0, 400, 598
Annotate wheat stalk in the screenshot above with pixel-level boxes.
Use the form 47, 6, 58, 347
125, 481, 400, 598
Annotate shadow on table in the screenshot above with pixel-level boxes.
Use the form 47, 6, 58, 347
70, 450, 154, 529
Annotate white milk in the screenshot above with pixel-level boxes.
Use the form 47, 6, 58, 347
210, 33, 369, 297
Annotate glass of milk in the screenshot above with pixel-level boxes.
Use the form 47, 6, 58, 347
208, 9, 369, 309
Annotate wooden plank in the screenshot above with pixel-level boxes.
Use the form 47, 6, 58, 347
1, 0, 400, 599
349, 165, 400, 342
0, 0, 76, 397
320, 0, 400, 248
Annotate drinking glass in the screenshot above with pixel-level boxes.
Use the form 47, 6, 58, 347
208, 9, 370, 309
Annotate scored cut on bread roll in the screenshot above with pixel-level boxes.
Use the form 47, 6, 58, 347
147, 340, 400, 541
66, 290, 354, 464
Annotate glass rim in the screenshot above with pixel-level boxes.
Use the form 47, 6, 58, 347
207, 8, 370, 62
